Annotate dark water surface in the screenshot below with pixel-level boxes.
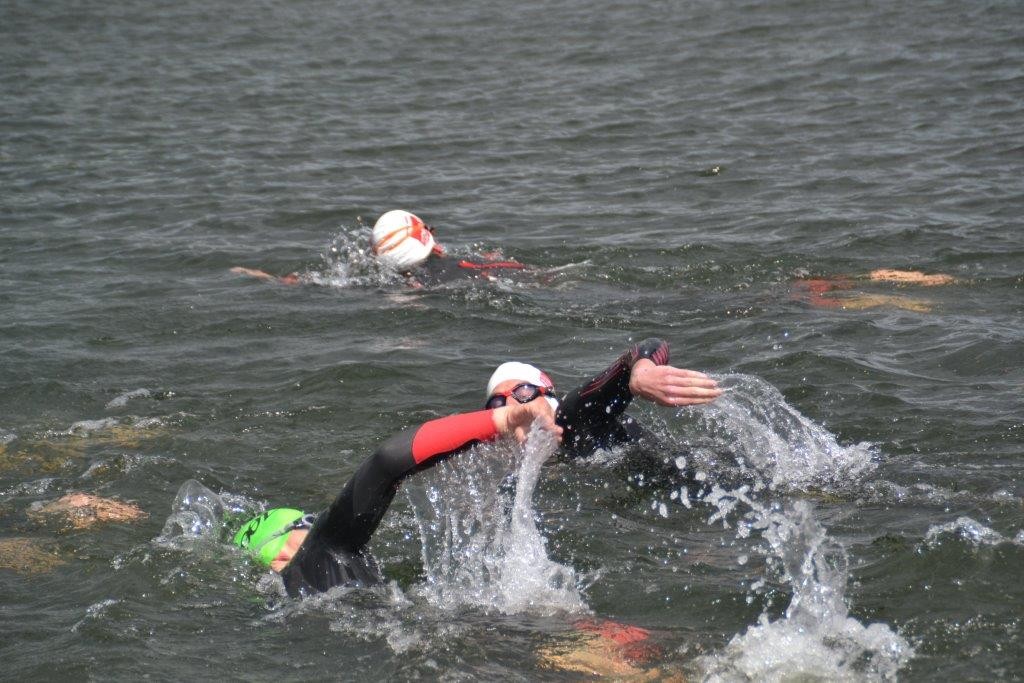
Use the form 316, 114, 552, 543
3, 0, 1023, 680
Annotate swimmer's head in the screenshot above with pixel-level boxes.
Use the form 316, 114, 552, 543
371, 210, 442, 272
485, 361, 559, 411
233, 508, 309, 567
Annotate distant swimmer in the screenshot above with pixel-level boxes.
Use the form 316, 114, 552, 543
0, 493, 147, 576
230, 209, 530, 289
791, 268, 958, 312
232, 394, 559, 597
0, 538, 65, 575
27, 492, 147, 530
538, 618, 681, 679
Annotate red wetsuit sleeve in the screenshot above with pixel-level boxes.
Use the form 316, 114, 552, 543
410, 409, 498, 465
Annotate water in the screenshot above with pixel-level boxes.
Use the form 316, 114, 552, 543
2, 0, 1023, 679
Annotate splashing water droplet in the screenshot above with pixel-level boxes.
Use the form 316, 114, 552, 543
407, 424, 584, 615
158, 480, 226, 542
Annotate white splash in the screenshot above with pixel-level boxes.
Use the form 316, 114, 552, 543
0, 477, 56, 500
697, 500, 913, 682
686, 374, 878, 493
923, 516, 1024, 549
156, 479, 227, 545
55, 417, 121, 436
49, 416, 165, 437
408, 424, 585, 615
303, 224, 406, 289
70, 599, 120, 633
672, 374, 911, 680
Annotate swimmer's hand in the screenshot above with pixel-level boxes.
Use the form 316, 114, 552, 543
492, 397, 563, 444
629, 359, 723, 407
230, 267, 301, 285
231, 266, 277, 281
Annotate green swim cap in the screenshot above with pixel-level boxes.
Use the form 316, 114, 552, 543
233, 508, 306, 566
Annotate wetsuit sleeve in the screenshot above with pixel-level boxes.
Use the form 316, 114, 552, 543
280, 410, 500, 596
411, 411, 497, 464
307, 410, 498, 552
555, 338, 670, 458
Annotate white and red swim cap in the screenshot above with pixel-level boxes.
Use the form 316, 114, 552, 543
486, 362, 559, 411
370, 210, 441, 271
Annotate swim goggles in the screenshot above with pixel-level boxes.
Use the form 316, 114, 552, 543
485, 383, 556, 410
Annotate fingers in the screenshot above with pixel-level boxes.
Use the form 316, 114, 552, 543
660, 374, 720, 390
650, 389, 722, 407
660, 390, 722, 406
513, 416, 562, 444
498, 399, 563, 444
532, 412, 563, 438
670, 368, 714, 380
522, 401, 563, 439
630, 363, 723, 407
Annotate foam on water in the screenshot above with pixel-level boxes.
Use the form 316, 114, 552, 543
105, 388, 151, 409
862, 479, 1024, 509
304, 225, 404, 289
923, 516, 1024, 549
48, 415, 165, 438
0, 477, 57, 500
71, 599, 120, 633
110, 481, 260, 598
407, 424, 585, 615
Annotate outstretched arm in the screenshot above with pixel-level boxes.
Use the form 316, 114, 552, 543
556, 338, 720, 457
281, 401, 559, 594
627, 359, 721, 407
314, 401, 559, 552
230, 266, 301, 285
867, 269, 956, 286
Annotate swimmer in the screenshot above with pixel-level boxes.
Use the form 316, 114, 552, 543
791, 268, 958, 312
0, 493, 144, 575
484, 338, 722, 459
0, 537, 65, 575
229, 381, 675, 667
539, 618, 683, 680
230, 209, 529, 288
27, 492, 148, 530
232, 394, 560, 597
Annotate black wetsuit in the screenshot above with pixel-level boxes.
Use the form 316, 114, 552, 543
280, 338, 671, 598
280, 410, 498, 597
555, 338, 671, 458
408, 255, 529, 288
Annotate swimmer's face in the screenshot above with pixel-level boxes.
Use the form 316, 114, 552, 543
269, 529, 309, 573
490, 379, 529, 401
486, 379, 556, 409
